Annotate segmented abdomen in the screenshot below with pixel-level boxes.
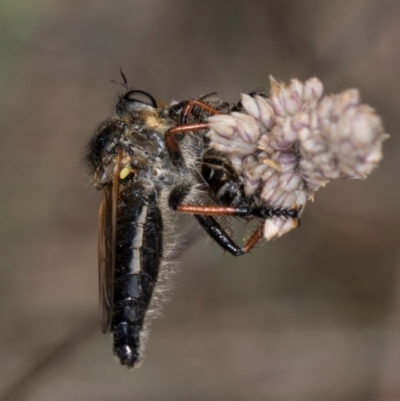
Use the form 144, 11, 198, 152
112, 185, 163, 367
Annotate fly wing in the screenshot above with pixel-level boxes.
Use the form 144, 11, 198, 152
98, 154, 121, 333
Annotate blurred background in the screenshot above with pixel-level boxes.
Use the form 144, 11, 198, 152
0, 1, 399, 400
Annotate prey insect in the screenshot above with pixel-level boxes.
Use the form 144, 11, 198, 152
85, 74, 300, 368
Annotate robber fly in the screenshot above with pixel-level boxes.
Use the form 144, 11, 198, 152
85, 72, 300, 368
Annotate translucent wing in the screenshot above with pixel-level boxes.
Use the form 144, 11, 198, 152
98, 154, 121, 333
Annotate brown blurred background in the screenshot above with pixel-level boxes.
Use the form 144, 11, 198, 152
0, 1, 399, 400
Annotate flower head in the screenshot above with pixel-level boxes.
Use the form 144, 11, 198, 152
207, 77, 388, 240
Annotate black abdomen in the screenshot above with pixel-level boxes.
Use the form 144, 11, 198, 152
112, 184, 163, 367
201, 149, 246, 207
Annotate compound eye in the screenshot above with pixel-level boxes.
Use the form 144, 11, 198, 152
124, 90, 158, 108
116, 90, 157, 116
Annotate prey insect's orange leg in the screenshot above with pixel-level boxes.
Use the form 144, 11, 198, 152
175, 204, 266, 254
179, 99, 221, 124
165, 122, 209, 157
166, 99, 221, 159
176, 205, 241, 215
241, 224, 264, 254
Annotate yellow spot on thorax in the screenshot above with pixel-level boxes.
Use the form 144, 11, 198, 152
120, 167, 131, 179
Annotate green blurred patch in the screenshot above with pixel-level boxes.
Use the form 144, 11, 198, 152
0, 0, 50, 124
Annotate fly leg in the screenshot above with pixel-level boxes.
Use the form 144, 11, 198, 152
165, 99, 221, 164
169, 188, 300, 256
165, 122, 209, 164
194, 214, 264, 256
179, 99, 221, 124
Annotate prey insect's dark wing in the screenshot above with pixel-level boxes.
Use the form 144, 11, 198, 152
98, 153, 122, 333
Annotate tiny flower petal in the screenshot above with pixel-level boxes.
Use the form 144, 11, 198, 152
303, 77, 324, 103
264, 218, 294, 240
241, 94, 261, 119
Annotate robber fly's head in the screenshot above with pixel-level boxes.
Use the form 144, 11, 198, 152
115, 89, 174, 136
86, 88, 172, 189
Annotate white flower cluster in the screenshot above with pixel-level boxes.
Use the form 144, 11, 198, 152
207, 77, 388, 240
